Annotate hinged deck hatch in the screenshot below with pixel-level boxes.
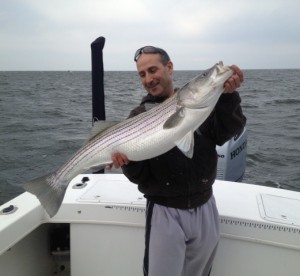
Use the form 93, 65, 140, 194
257, 194, 300, 226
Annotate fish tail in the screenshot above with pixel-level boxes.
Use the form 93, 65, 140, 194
23, 172, 68, 218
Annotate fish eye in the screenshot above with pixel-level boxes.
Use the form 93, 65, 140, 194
201, 70, 209, 77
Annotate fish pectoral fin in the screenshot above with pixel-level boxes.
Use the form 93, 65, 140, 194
163, 107, 185, 129
180, 102, 209, 109
85, 120, 120, 144
175, 131, 194, 158
90, 164, 106, 172
90, 161, 113, 172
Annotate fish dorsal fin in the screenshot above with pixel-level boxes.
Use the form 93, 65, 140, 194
163, 107, 185, 129
85, 121, 119, 144
175, 131, 194, 158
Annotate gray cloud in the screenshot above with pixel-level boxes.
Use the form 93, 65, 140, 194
1, 0, 299, 70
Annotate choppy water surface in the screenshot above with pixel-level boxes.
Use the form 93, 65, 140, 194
0, 69, 299, 204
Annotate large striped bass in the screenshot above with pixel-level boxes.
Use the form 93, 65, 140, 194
24, 62, 233, 217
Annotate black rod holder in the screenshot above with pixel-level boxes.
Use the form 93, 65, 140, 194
91, 36, 106, 125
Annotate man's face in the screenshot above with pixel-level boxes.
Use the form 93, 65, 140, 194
136, 53, 174, 98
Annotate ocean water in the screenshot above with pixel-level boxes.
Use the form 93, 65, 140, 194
0, 69, 300, 204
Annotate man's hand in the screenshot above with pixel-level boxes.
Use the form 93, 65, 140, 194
224, 65, 244, 94
105, 152, 129, 170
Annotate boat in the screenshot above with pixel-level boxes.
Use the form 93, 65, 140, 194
1, 174, 300, 275
1, 37, 299, 275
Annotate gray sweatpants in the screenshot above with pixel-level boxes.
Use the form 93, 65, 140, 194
143, 196, 220, 276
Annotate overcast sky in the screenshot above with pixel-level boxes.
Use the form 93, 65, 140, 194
1, 0, 299, 71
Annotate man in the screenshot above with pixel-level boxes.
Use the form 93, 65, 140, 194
109, 46, 246, 276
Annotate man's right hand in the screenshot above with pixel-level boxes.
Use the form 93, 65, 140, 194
105, 152, 129, 170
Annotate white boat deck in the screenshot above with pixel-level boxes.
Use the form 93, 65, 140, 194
1, 174, 300, 275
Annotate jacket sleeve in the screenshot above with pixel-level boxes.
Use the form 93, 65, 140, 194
199, 91, 246, 146
121, 160, 152, 185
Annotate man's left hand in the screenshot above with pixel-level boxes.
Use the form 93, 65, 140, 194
224, 65, 244, 93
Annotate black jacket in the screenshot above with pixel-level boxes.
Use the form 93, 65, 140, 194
122, 92, 246, 209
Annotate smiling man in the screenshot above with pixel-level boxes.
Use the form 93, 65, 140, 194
109, 46, 246, 276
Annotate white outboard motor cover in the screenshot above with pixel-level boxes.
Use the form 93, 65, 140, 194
216, 128, 247, 182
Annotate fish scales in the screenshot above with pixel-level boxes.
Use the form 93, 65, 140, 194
61, 96, 177, 174
53, 95, 177, 190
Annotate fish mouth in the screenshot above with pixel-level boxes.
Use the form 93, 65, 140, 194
215, 62, 233, 77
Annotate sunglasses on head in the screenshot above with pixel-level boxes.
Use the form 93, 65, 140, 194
134, 46, 170, 62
